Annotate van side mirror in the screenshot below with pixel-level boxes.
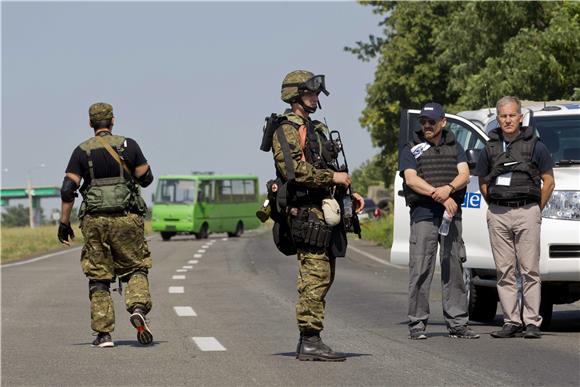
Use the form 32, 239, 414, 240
151, 193, 155, 202
466, 149, 481, 170
197, 190, 204, 202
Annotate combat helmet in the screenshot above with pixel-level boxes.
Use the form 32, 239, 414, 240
281, 70, 329, 104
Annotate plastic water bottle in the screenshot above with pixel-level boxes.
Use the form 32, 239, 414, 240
438, 211, 452, 236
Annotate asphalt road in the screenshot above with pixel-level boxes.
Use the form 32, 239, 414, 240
2, 228, 579, 386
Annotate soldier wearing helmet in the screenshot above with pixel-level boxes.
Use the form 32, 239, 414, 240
270, 70, 364, 361
58, 102, 155, 348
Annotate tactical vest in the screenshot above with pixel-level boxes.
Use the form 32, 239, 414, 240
484, 126, 541, 202
78, 133, 141, 216
274, 114, 331, 206
403, 129, 467, 208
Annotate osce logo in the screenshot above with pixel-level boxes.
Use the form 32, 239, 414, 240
462, 192, 482, 209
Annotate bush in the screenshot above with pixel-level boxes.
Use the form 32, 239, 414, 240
359, 212, 393, 249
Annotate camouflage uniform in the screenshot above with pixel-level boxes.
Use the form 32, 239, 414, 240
81, 213, 152, 332
272, 112, 335, 334
72, 103, 153, 337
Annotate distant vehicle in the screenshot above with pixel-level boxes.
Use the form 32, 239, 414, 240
392, 103, 580, 328
358, 198, 382, 222
152, 174, 261, 241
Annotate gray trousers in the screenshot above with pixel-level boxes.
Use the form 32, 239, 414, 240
408, 218, 468, 331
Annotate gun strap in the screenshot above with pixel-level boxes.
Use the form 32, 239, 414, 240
95, 136, 132, 177
275, 127, 296, 182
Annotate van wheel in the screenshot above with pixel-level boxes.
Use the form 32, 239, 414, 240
468, 282, 498, 322
228, 221, 244, 238
161, 232, 174, 241
539, 289, 553, 330
198, 223, 209, 239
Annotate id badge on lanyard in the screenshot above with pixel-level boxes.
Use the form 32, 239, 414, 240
496, 141, 514, 186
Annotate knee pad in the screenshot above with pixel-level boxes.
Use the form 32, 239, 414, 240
122, 269, 148, 283
89, 280, 110, 297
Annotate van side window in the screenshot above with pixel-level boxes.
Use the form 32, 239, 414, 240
445, 119, 486, 150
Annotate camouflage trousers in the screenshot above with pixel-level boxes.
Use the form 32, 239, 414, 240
296, 249, 336, 333
81, 213, 152, 333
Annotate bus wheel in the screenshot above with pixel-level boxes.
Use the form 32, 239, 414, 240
198, 223, 209, 239
227, 221, 244, 237
161, 232, 174, 241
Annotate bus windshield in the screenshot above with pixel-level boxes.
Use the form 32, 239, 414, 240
155, 179, 197, 204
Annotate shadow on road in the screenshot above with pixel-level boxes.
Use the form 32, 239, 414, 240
273, 352, 372, 359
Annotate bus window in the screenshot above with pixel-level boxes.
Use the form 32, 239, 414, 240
244, 179, 257, 202
232, 180, 245, 202
200, 180, 215, 203
218, 180, 232, 202
155, 179, 196, 204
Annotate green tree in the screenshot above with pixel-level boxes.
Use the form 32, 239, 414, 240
347, 1, 580, 186
351, 154, 385, 197
1, 204, 29, 227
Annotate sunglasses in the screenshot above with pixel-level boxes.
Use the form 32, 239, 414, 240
419, 118, 437, 126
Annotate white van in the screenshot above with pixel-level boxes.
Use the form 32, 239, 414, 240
391, 102, 580, 327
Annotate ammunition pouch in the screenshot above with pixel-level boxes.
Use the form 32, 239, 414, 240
132, 193, 148, 216
290, 208, 332, 251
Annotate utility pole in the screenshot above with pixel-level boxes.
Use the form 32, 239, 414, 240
27, 163, 45, 228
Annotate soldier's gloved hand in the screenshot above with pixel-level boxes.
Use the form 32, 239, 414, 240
58, 222, 75, 245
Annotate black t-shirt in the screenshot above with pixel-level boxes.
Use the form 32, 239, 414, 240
65, 132, 147, 191
399, 141, 467, 223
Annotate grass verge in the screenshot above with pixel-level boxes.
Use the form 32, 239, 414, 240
359, 212, 394, 249
1, 221, 152, 264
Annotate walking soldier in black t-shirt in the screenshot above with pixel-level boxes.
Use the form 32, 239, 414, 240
58, 102, 155, 348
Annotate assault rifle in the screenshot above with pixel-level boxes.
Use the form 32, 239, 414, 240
327, 130, 362, 238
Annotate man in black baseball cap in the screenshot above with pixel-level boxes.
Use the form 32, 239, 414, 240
398, 102, 478, 340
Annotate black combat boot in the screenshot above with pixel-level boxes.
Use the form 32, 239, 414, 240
295, 335, 302, 359
297, 334, 346, 362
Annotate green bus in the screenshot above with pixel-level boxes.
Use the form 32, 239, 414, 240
151, 174, 261, 241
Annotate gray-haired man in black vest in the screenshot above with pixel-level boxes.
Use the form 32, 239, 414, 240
474, 96, 555, 339
399, 102, 479, 340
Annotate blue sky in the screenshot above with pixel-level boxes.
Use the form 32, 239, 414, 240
1, 1, 381, 212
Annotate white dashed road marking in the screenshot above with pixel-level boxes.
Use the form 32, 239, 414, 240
174, 306, 197, 317
176, 269, 187, 273
197, 249, 206, 253
183, 265, 193, 269
172, 275, 186, 280
194, 254, 202, 258
188, 260, 199, 264
192, 337, 226, 351
221, 238, 228, 241
169, 286, 184, 294
202, 244, 210, 249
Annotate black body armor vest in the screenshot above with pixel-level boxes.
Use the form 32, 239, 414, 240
484, 126, 541, 202
403, 129, 467, 208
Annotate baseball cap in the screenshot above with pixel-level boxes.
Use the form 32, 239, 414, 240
419, 102, 445, 120
89, 102, 114, 121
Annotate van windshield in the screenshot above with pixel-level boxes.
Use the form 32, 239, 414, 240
155, 179, 196, 204
534, 115, 580, 164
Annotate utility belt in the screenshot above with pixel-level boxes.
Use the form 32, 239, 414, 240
289, 207, 333, 251
490, 199, 538, 208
